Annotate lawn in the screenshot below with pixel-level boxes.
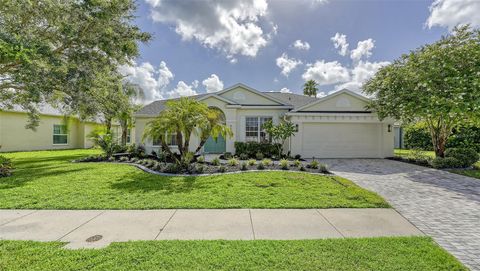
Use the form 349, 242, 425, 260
0, 237, 466, 271
0, 149, 388, 209
395, 149, 480, 179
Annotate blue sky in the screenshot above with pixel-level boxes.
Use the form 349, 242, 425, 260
120, 0, 479, 102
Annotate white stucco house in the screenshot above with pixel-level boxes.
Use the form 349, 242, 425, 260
135, 83, 394, 158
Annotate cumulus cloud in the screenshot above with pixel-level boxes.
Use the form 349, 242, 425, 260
426, 0, 480, 29
292, 40, 310, 50
145, 0, 272, 58
330, 33, 349, 56
350, 38, 375, 62
276, 53, 302, 77
168, 80, 199, 98
302, 60, 350, 86
119, 61, 174, 103
202, 74, 224, 93
280, 87, 291, 93
334, 61, 390, 91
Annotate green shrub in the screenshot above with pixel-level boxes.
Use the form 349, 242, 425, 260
119, 156, 129, 162
404, 123, 433, 150
291, 159, 301, 167
319, 163, 329, 173
227, 158, 239, 166
447, 125, 480, 153
164, 163, 181, 173
255, 152, 264, 160
218, 165, 227, 173
256, 163, 265, 170
223, 152, 233, 159
241, 162, 248, 171
309, 160, 319, 169
445, 148, 479, 168
294, 154, 301, 160
108, 156, 115, 162
195, 164, 205, 174
299, 165, 306, 171
153, 162, 162, 171
130, 157, 139, 163
127, 144, 146, 157
197, 156, 205, 163
431, 157, 461, 169
239, 153, 249, 160
279, 159, 289, 170
0, 156, 13, 177
261, 158, 272, 167
247, 159, 256, 166
211, 157, 220, 166
234, 141, 282, 158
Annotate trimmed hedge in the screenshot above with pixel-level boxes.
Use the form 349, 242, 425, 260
445, 148, 479, 168
234, 142, 281, 158
404, 123, 480, 152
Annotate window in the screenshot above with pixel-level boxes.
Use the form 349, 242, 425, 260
53, 124, 68, 145
152, 133, 177, 146
245, 117, 272, 143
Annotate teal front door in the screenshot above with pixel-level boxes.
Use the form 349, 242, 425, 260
204, 135, 226, 153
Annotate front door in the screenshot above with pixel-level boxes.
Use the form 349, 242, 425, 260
204, 135, 226, 153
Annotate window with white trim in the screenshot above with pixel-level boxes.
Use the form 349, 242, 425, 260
245, 117, 272, 143
53, 124, 68, 145
152, 133, 177, 146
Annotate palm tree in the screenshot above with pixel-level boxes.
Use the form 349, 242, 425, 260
303, 79, 318, 97
143, 97, 232, 163
117, 82, 142, 146
195, 108, 233, 153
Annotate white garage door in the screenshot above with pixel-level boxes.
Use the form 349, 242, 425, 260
301, 123, 381, 158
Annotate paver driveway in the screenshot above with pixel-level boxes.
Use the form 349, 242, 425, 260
322, 159, 480, 270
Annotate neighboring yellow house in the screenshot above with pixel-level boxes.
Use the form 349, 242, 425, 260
0, 105, 130, 152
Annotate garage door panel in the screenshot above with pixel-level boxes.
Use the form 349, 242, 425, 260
301, 123, 380, 158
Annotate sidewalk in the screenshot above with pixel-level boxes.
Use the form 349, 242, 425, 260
0, 209, 422, 249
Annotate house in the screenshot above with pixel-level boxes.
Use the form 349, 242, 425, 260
0, 105, 129, 152
135, 83, 394, 158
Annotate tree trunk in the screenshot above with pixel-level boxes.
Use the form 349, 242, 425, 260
427, 117, 452, 158
176, 131, 184, 155
120, 119, 128, 146
105, 118, 112, 134
195, 137, 208, 154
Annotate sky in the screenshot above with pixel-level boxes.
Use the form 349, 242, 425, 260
120, 0, 480, 103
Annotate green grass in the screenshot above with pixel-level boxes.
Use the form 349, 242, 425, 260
0, 149, 388, 209
395, 148, 480, 180
394, 148, 435, 158
0, 238, 466, 271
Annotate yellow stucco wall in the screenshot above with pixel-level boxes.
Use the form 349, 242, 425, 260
0, 111, 118, 152
299, 93, 369, 112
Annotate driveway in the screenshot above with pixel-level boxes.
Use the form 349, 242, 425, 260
322, 159, 480, 270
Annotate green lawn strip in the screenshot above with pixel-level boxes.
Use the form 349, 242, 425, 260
394, 149, 480, 180
0, 237, 465, 271
0, 149, 388, 209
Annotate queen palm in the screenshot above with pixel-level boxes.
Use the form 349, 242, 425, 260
303, 79, 318, 97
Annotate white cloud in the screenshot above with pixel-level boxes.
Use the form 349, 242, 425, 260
276, 53, 302, 77
292, 40, 310, 50
118, 61, 174, 103
168, 80, 198, 98
280, 87, 291, 93
334, 60, 390, 92
302, 60, 350, 86
145, 0, 272, 58
202, 74, 224, 93
350, 38, 375, 62
330, 33, 349, 56
426, 0, 480, 29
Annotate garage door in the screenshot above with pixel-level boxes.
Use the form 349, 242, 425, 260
301, 123, 381, 158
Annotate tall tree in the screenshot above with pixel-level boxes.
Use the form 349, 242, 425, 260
363, 25, 480, 157
303, 80, 318, 97
0, 0, 150, 128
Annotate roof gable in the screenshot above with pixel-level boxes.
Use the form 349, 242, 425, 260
294, 89, 371, 112
217, 83, 286, 105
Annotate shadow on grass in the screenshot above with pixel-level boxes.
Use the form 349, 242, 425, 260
110, 172, 204, 194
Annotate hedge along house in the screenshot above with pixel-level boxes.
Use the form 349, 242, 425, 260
0, 104, 129, 152
135, 83, 394, 158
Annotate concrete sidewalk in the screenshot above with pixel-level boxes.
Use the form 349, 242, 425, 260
0, 209, 422, 249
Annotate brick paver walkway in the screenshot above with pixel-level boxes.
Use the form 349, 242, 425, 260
323, 159, 480, 270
